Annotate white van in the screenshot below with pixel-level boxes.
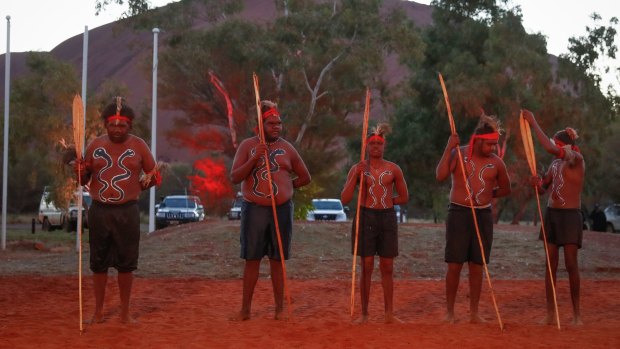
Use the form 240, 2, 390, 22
37, 187, 90, 232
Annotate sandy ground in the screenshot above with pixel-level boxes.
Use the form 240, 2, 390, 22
1, 221, 620, 348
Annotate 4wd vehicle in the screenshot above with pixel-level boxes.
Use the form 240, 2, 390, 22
38, 188, 90, 232
38, 189, 64, 231
306, 198, 347, 222
228, 194, 243, 220
155, 195, 205, 229
66, 191, 91, 232
605, 204, 620, 233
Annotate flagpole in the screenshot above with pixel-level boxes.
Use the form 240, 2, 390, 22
2, 16, 11, 251
76, 26, 88, 253
149, 28, 159, 233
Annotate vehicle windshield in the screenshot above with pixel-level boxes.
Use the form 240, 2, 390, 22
83, 195, 92, 207
313, 201, 342, 210
164, 198, 198, 208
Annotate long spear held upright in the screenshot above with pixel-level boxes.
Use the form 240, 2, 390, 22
72, 94, 85, 332
438, 73, 504, 331
350, 88, 371, 317
252, 73, 292, 319
519, 110, 561, 330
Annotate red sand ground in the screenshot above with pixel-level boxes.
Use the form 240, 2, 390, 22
2, 276, 620, 348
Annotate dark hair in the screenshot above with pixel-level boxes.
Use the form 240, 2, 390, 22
260, 100, 279, 115
473, 113, 502, 135
553, 128, 578, 145
100, 97, 135, 122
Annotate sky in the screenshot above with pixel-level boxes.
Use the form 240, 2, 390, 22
0, 0, 618, 87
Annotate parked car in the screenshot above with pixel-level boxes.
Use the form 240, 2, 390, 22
604, 204, 620, 233
395, 205, 407, 223
155, 195, 205, 229
66, 191, 91, 232
228, 194, 243, 220
306, 198, 347, 222
37, 187, 90, 232
38, 188, 64, 231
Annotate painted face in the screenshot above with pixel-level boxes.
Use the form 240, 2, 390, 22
478, 139, 498, 157
367, 138, 385, 158
105, 119, 131, 143
263, 115, 282, 142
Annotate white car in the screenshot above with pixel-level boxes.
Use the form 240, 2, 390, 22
306, 198, 347, 222
228, 195, 243, 220
155, 195, 205, 229
604, 204, 620, 233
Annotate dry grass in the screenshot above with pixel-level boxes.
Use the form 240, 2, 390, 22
1, 219, 620, 280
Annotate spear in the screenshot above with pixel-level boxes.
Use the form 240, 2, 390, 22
72, 94, 85, 332
438, 73, 504, 331
252, 72, 292, 319
350, 87, 371, 317
519, 110, 561, 330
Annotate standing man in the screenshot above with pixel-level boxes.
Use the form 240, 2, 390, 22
75, 97, 159, 324
230, 100, 311, 321
341, 123, 409, 324
435, 114, 511, 323
522, 109, 584, 326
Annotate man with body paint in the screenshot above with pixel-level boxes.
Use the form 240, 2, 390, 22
341, 123, 409, 324
230, 100, 311, 321
435, 113, 511, 324
522, 109, 584, 326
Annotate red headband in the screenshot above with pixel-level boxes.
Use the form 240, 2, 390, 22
107, 115, 132, 124
262, 108, 280, 120
367, 134, 385, 144
468, 132, 500, 159
554, 138, 580, 158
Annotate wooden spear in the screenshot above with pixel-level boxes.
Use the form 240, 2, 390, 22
438, 73, 504, 331
519, 110, 561, 330
350, 87, 371, 317
252, 73, 292, 319
72, 94, 85, 332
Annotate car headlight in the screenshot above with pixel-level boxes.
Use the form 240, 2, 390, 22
156, 212, 165, 218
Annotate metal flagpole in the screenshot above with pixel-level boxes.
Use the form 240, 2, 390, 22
149, 28, 159, 233
2, 16, 11, 251
77, 26, 88, 252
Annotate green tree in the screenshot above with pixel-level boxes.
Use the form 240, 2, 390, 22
391, 0, 618, 223
3, 53, 80, 212
151, 0, 423, 216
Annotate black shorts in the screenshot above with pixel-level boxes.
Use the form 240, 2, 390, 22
351, 207, 398, 258
541, 208, 583, 248
88, 200, 141, 273
445, 203, 493, 265
240, 200, 293, 260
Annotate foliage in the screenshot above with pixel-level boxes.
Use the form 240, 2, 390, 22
391, 0, 618, 222
7, 0, 617, 218
150, 0, 423, 216
2, 53, 80, 213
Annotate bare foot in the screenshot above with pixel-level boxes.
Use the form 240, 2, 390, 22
443, 313, 456, 324
230, 311, 251, 321
353, 315, 369, 324
571, 316, 584, 326
385, 314, 403, 324
120, 315, 138, 324
84, 313, 105, 325
539, 314, 555, 326
274, 310, 288, 321
470, 314, 487, 324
